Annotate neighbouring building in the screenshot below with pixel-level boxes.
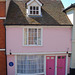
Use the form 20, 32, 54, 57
0, 0, 6, 75
5, 0, 73, 75
63, 3, 75, 75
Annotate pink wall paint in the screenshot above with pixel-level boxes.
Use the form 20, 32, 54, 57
6, 27, 72, 54
7, 55, 15, 75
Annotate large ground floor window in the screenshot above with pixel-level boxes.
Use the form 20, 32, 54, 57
17, 55, 44, 74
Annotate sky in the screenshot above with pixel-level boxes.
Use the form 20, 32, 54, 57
61, 0, 75, 8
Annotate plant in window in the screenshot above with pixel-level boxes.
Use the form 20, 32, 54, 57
30, 6, 39, 15
24, 28, 42, 46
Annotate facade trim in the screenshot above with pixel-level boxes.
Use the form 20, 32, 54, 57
0, 49, 5, 51
0, 17, 6, 19
7, 52, 71, 55
5, 26, 73, 27
65, 54, 68, 75
23, 28, 43, 46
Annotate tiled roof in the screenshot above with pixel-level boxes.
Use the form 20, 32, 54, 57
5, 0, 72, 26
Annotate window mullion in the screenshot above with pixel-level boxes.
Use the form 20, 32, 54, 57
37, 28, 38, 45
39, 6, 40, 15
32, 6, 33, 15
27, 28, 29, 45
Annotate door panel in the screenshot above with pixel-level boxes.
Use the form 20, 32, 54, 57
46, 56, 55, 75
57, 56, 66, 75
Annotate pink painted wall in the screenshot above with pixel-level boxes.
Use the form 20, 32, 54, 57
6, 27, 72, 54
7, 55, 15, 75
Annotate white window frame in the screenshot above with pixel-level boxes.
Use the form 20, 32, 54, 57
16, 55, 44, 75
28, 6, 41, 16
29, 6, 40, 15
27, 0, 42, 16
23, 27, 43, 46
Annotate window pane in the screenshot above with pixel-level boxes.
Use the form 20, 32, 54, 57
29, 6, 39, 15
17, 55, 44, 74
24, 28, 41, 45
38, 29, 41, 45
33, 6, 35, 10
36, 11, 39, 14
33, 11, 35, 14
58, 56, 61, 59
30, 11, 32, 14
36, 7, 39, 10
33, 29, 37, 45
30, 6, 32, 10
24, 28, 27, 45
28, 28, 37, 45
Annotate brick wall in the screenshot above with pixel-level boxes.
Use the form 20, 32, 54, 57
0, 20, 6, 75
0, 1, 6, 75
0, 51, 6, 75
0, 20, 5, 49
0, 1, 6, 17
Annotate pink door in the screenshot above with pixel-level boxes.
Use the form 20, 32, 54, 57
46, 56, 55, 75
57, 56, 66, 75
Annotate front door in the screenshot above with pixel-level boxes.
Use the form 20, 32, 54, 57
46, 56, 55, 75
57, 56, 66, 75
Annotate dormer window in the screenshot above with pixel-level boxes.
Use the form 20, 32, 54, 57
26, 0, 43, 16
30, 6, 39, 15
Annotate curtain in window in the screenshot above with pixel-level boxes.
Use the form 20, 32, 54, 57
24, 28, 41, 45
17, 55, 44, 74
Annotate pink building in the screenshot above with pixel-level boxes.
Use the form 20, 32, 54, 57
5, 0, 72, 75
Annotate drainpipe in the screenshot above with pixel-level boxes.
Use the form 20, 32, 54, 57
70, 9, 75, 75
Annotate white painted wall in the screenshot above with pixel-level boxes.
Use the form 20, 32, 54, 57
67, 10, 74, 24
66, 9, 75, 68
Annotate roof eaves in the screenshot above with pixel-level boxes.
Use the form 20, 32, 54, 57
4, 24, 73, 26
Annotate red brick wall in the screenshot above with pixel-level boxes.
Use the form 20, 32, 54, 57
0, 1, 6, 75
0, 1, 6, 17
0, 20, 5, 49
0, 51, 6, 75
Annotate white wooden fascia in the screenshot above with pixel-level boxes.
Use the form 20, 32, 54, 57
27, 0, 42, 6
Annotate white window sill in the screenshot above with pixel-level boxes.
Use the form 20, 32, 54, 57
23, 45, 43, 46
28, 14, 42, 17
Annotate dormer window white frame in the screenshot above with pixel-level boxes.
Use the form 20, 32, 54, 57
30, 6, 39, 15
27, 0, 42, 16
23, 27, 43, 46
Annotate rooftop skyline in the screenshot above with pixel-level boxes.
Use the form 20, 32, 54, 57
61, 0, 75, 8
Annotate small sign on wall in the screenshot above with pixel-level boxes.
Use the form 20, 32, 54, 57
9, 62, 14, 67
